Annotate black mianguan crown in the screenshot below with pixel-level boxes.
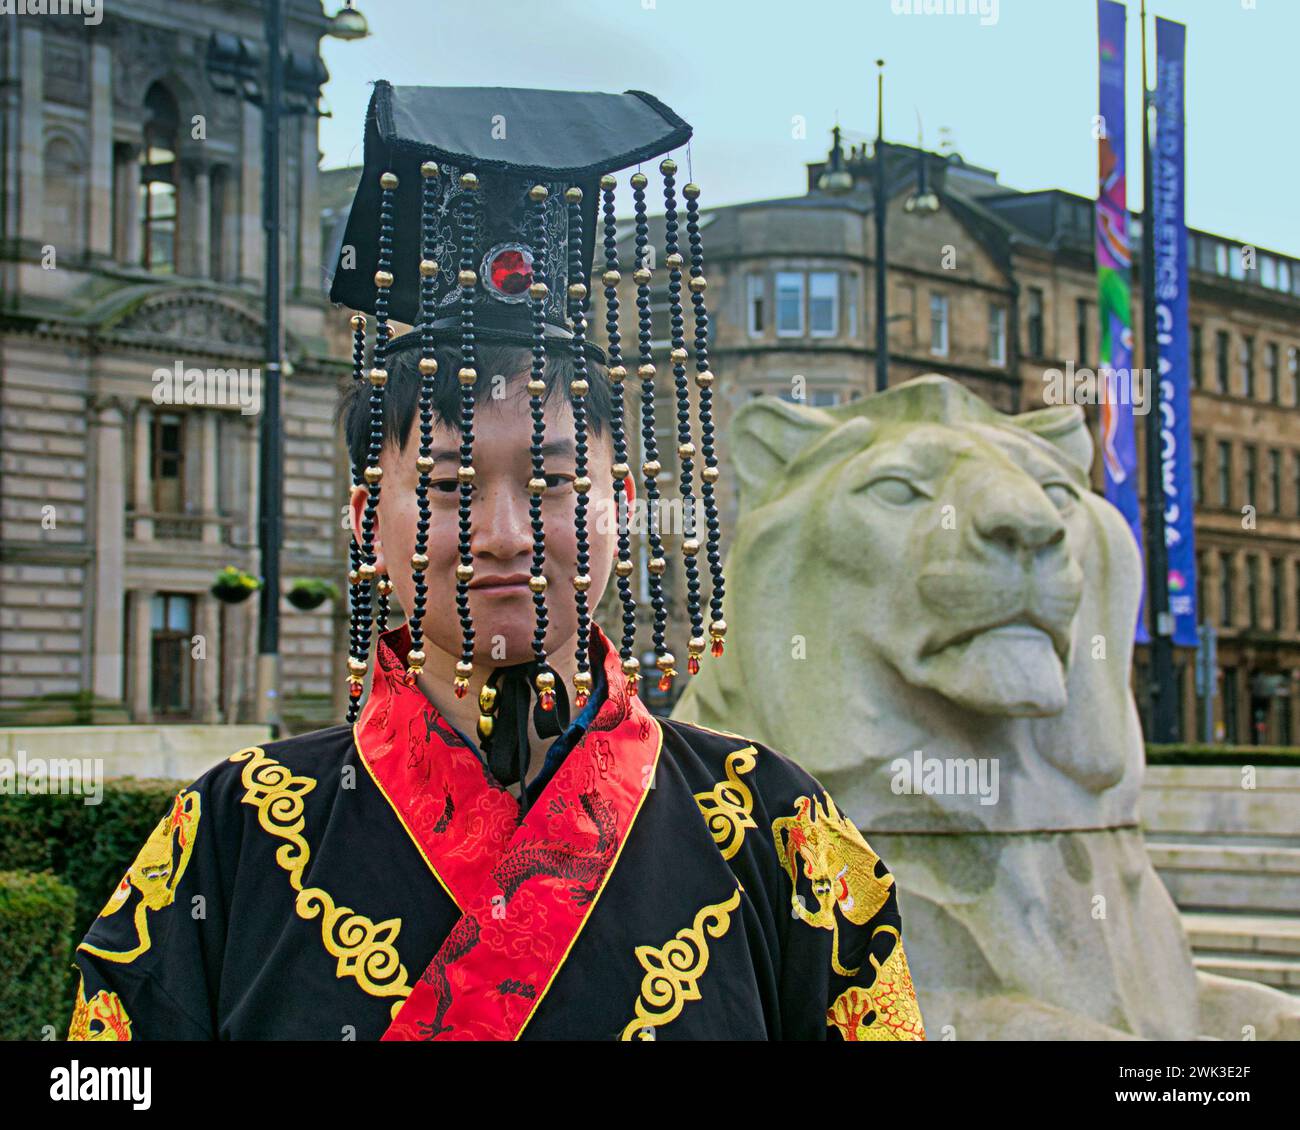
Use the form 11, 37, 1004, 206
333, 82, 729, 754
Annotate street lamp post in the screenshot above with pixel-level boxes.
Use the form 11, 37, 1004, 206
207, 2, 368, 733
872, 59, 888, 393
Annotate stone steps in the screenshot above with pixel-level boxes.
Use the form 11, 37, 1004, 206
1146, 842, 1300, 913
1182, 911, 1300, 995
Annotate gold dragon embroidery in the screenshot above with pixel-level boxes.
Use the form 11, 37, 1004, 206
772, 793, 893, 977
826, 925, 926, 1041
68, 973, 132, 1041
78, 790, 201, 964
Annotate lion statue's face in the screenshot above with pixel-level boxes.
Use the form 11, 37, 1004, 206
831, 420, 1084, 717
674, 375, 1146, 829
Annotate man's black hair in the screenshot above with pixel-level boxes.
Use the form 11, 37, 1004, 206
339, 340, 613, 474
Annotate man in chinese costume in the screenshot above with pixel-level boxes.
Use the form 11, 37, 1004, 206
68, 84, 924, 1042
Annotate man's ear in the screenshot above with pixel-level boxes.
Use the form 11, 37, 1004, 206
349, 484, 386, 575
623, 472, 635, 507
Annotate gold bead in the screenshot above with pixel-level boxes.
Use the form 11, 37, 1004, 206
682, 537, 701, 556
630, 173, 648, 189
368, 367, 388, 387
374, 269, 394, 289
688, 636, 706, 655
527, 378, 547, 397
599, 174, 617, 191
459, 173, 479, 191
564, 186, 583, 204
347, 657, 368, 676
528, 281, 549, 301
655, 651, 676, 671
643, 459, 661, 478
457, 465, 476, 484
670, 347, 689, 365
456, 659, 474, 678
621, 656, 641, 677
678, 442, 695, 460
535, 670, 556, 692
419, 258, 439, 277
477, 714, 494, 740
568, 282, 587, 301
380, 171, 398, 190
615, 559, 634, 578
407, 649, 426, 667
695, 369, 715, 388
363, 465, 383, 484
420, 161, 440, 179
529, 575, 548, 593
358, 562, 377, 581
416, 455, 435, 474
411, 552, 429, 571
660, 158, 677, 176
456, 563, 474, 582
683, 183, 701, 200
602, 270, 621, 287
350, 313, 366, 330
637, 363, 656, 381
572, 574, 591, 592
574, 670, 594, 693
458, 268, 477, 288
418, 357, 438, 376
633, 267, 652, 286
710, 618, 727, 637
574, 476, 592, 493
701, 465, 720, 483
458, 366, 477, 385
689, 275, 707, 294
608, 365, 628, 383
648, 556, 666, 576
665, 252, 684, 270
611, 462, 630, 479
570, 378, 589, 397
528, 477, 547, 494
528, 184, 549, 202
348, 569, 360, 585
478, 684, 497, 711
377, 577, 393, 596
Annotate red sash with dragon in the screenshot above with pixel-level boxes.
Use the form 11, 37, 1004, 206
354, 622, 660, 1041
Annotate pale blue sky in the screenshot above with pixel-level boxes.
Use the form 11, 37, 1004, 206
319, 0, 1299, 257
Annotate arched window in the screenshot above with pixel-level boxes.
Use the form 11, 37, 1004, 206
141, 83, 179, 272
43, 137, 87, 255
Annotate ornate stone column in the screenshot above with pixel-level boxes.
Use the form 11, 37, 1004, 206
132, 402, 153, 540
201, 411, 220, 544
87, 41, 113, 257
90, 399, 127, 703
184, 156, 211, 279
18, 24, 44, 246
196, 594, 221, 723
128, 590, 153, 723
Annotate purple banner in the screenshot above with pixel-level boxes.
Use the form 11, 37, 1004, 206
1154, 17, 1198, 646
1096, 0, 1145, 640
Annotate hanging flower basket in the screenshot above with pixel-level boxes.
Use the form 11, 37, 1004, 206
211, 566, 261, 605
287, 578, 340, 612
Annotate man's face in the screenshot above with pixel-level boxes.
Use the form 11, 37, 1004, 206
352, 379, 619, 666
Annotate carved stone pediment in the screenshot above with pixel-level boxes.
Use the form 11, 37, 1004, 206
110, 291, 264, 354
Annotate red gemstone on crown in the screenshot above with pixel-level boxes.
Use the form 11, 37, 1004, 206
488, 248, 533, 295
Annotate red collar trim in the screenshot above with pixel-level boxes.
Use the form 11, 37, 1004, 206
354, 623, 661, 1041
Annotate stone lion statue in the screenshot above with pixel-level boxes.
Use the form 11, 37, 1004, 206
674, 374, 1300, 1040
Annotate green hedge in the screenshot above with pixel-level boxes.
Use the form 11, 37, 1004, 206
1146, 743, 1300, 768
0, 779, 184, 1035
0, 870, 77, 1040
